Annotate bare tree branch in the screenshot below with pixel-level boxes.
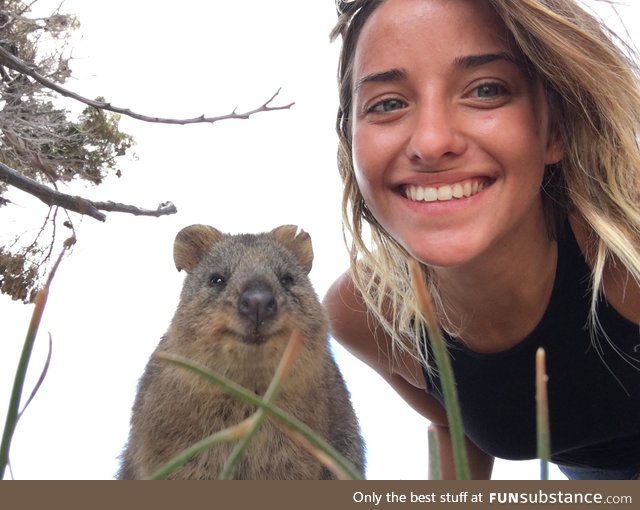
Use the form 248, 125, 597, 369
0, 161, 177, 221
0, 45, 295, 125
89, 199, 178, 218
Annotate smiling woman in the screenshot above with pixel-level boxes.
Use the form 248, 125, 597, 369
326, 0, 640, 480
349, 0, 561, 270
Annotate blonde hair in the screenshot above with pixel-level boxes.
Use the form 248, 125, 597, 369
331, 0, 640, 364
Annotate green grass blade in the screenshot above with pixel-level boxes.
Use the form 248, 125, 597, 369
0, 249, 66, 480
149, 420, 251, 480
218, 330, 301, 479
536, 347, 550, 480
0, 288, 48, 480
409, 258, 470, 480
154, 351, 364, 480
428, 425, 442, 480
218, 411, 268, 480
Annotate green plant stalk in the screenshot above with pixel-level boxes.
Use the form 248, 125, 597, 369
427, 425, 442, 480
409, 259, 470, 480
536, 347, 550, 480
149, 419, 251, 480
0, 288, 47, 480
154, 351, 364, 480
272, 420, 351, 479
218, 330, 302, 480
425, 321, 470, 480
218, 396, 274, 480
0, 249, 66, 480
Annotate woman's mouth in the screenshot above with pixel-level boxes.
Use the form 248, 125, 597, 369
401, 178, 492, 202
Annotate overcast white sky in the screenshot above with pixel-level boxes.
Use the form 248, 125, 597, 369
1, 0, 638, 480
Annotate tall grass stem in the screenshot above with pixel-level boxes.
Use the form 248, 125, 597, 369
218, 330, 302, 479
536, 347, 550, 480
0, 248, 66, 480
408, 258, 470, 480
155, 342, 363, 480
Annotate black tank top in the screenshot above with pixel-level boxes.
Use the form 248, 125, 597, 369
423, 224, 640, 469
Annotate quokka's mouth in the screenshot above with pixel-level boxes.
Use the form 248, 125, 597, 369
238, 322, 292, 347
241, 331, 269, 346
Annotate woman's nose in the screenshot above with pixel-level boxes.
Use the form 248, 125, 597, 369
405, 101, 467, 166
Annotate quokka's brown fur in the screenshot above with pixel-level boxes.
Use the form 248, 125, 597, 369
117, 225, 365, 479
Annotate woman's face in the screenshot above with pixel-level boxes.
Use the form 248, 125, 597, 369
351, 0, 562, 269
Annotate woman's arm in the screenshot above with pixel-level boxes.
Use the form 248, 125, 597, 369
323, 270, 494, 479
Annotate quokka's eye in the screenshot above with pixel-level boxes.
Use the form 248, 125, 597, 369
208, 273, 226, 288
280, 273, 294, 288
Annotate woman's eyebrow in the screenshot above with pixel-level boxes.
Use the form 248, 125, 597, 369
354, 52, 525, 92
354, 68, 407, 91
453, 51, 522, 69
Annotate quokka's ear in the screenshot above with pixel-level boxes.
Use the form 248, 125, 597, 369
173, 224, 224, 273
270, 225, 313, 274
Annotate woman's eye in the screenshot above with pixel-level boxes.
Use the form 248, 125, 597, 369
367, 98, 406, 114
472, 83, 508, 98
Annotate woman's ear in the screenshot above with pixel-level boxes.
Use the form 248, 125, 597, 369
545, 138, 563, 167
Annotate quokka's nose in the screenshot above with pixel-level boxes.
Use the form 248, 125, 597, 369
238, 286, 277, 325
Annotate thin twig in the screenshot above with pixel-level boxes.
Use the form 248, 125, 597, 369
0, 45, 294, 126
0, 161, 177, 221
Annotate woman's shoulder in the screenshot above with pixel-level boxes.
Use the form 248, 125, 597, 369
569, 214, 640, 325
323, 271, 409, 379
323, 270, 448, 423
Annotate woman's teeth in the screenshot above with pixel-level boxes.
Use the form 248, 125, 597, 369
404, 180, 489, 202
